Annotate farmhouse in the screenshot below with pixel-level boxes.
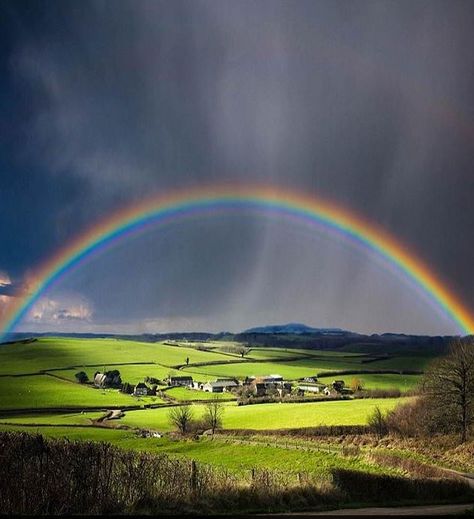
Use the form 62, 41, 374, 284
93, 370, 122, 388
168, 376, 193, 387
133, 382, 149, 397
323, 386, 337, 397
203, 379, 239, 393
297, 383, 325, 395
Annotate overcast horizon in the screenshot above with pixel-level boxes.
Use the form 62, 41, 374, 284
1, 1, 473, 336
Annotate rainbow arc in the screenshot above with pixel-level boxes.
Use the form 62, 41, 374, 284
1, 185, 472, 339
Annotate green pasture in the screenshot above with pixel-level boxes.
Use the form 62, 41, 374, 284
318, 373, 421, 391
0, 337, 230, 376
118, 397, 405, 431
0, 424, 397, 478
51, 364, 172, 385
362, 356, 434, 371
220, 398, 404, 429
184, 357, 367, 380
246, 348, 307, 360
164, 387, 235, 401
0, 411, 103, 425
0, 374, 164, 409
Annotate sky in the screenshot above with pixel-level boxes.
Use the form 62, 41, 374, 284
0, 0, 473, 335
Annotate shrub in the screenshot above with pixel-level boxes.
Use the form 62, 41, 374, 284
367, 406, 388, 438
74, 371, 88, 384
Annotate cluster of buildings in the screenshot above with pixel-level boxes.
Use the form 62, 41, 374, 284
167, 374, 348, 397
92, 369, 348, 399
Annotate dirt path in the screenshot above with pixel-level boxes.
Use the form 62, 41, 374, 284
253, 503, 474, 516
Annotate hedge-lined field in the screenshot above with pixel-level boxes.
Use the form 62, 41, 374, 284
0, 374, 164, 409
118, 398, 406, 431
0, 337, 230, 375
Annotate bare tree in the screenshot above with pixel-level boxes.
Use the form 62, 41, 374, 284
203, 397, 224, 434
423, 338, 474, 442
168, 405, 194, 434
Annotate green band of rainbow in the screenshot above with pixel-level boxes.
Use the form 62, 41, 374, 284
1, 185, 472, 338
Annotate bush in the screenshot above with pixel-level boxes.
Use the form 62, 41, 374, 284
74, 371, 89, 384
385, 397, 435, 437
367, 406, 388, 438
354, 388, 402, 399
120, 382, 134, 394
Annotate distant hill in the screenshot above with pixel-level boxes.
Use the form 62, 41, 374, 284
243, 323, 347, 335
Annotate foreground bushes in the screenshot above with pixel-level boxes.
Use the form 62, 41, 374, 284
0, 431, 471, 515
0, 431, 334, 515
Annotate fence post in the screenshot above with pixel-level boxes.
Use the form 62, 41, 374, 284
191, 460, 197, 494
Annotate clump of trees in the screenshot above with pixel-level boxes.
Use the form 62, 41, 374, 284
168, 399, 225, 435
74, 371, 89, 384
422, 338, 474, 442
120, 382, 134, 394
350, 377, 364, 392
367, 338, 474, 443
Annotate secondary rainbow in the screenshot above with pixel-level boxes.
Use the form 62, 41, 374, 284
1, 185, 473, 338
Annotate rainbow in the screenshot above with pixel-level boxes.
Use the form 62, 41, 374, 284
1, 185, 473, 338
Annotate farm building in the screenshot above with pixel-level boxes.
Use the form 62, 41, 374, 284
93, 370, 122, 388
133, 382, 149, 397
264, 374, 284, 383
168, 376, 193, 387
302, 376, 318, 383
297, 383, 324, 394
323, 386, 339, 397
203, 379, 239, 393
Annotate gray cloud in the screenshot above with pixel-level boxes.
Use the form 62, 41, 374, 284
4, 0, 474, 335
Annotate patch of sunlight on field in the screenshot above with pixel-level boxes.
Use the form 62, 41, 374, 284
0, 337, 231, 375
118, 398, 406, 431
183, 357, 367, 380
318, 374, 421, 391
51, 364, 172, 385
0, 374, 164, 409
221, 398, 405, 429
0, 411, 103, 425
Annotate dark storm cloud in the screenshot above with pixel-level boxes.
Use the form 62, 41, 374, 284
1, 0, 473, 334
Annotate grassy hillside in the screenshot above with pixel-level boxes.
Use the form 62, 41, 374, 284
118, 398, 405, 431
0, 374, 164, 409
0, 337, 229, 375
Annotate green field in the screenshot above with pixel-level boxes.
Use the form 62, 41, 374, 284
0, 411, 103, 425
51, 364, 172, 385
318, 373, 421, 391
118, 398, 405, 431
184, 358, 367, 380
0, 337, 230, 376
0, 423, 397, 479
0, 374, 164, 409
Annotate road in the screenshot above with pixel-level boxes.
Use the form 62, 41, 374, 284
249, 503, 474, 516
